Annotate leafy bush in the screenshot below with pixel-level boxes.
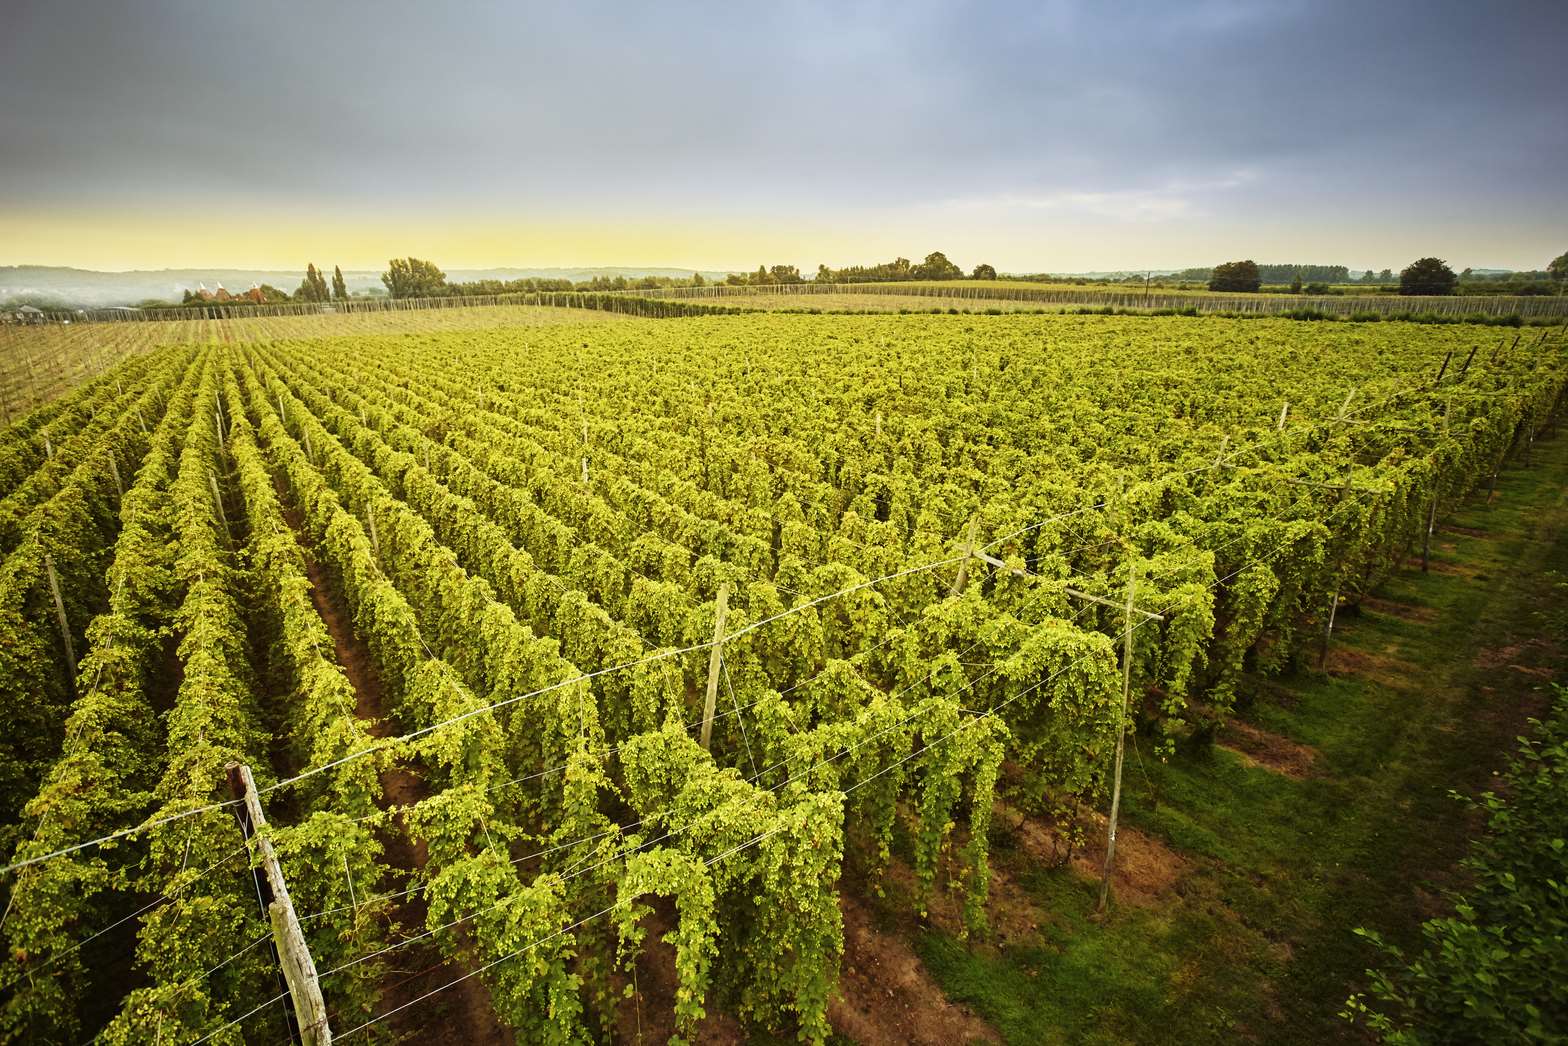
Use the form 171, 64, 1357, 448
1346, 684, 1568, 1043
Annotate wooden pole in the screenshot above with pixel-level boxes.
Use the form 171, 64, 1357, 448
1432, 350, 1453, 387
1457, 345, 1479, 380
1276, 401, 1290, 431
949, 518, 978, 596
106, 453, 123, 501
209, 471, 231, 542
43, 554, 77, 683
699, 583, 731, 751
227, 763, 332, 1046
1320, 466, 1353, 668
1098, 566, 1137, 914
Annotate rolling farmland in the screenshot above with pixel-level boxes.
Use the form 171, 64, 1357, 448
0, 311, 1564, 1044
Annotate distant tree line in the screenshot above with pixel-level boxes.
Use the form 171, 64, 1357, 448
371, 251, 1004, 298
123, 246, 1568, 308
1190, 252, 1567, 297
721, 251, 995, 286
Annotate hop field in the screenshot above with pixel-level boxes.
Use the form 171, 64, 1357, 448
0, 312, 1563, 1043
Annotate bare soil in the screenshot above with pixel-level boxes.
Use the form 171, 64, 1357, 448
610, 901, 748, 1045
279, 483, 510, 1045
1217, 720, 1319, 779
831, 893, 1002, 1046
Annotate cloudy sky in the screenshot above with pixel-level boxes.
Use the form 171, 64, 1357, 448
2, 0, 1563, 273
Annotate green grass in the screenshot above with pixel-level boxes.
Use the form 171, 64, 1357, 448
912, 430, 1568, 1044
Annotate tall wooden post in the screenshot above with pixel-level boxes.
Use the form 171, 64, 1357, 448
43, 554, 76, 684
1457, 345, 1479, 380
949, 519, 978, 596
1319, 465, 1354, 669
699, 583, 731, 751
209, 471, 231, 542
1098, 566, 1137, 914
106, 453, 123, 501
227, 763, 332, 1046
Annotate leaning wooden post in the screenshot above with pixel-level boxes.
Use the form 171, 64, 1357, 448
949, 518, 978, 596
1098, 565, 1137, 915
1432, 349, 1453, 387
43, 554, 77, 683
1276, 400, 1290, 432
1457, 345, 1479, 380
1318, 466, 1354, 668
699, 583, 731, 750
106, 453, 123, 501
209, 471, 231, 542
227, 763, 332, 1046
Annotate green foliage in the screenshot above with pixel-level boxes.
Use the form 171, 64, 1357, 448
295, 262, 331, 303
380, 256, 448, 299
2, 312, 1561, 1043
1400, 257, 1459, 296
1346, 684, 1568, 1043
1209, 260, 1262, 292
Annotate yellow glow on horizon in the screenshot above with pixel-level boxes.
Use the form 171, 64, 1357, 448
3, 205, 1553, 276
0, 208, 882, 273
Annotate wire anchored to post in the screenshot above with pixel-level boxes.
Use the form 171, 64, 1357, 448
227, 762, 332, 1046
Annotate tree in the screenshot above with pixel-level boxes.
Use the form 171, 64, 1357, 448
914, 251, 963, 281
1399, 257, 1457, 296
1549, 251, 1568, 289
1290, 271, 1303, 294
294, 263, 330, 302
1379, 269, 1394, 283
815, 264, 834, 283
971, 263, 997, 280
332, 265, 348, 301
1208, 260, 1261, 292
691, 272, 705, 288
381, 257, 447, 299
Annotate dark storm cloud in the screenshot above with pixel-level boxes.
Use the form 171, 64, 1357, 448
2, 0, 1563, 263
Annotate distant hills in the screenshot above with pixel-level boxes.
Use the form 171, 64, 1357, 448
0, 265, 736, 308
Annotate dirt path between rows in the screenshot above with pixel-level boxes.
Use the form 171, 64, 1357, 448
278, 484, 510, 1045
